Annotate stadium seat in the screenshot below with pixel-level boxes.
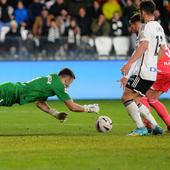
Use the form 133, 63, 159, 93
95, 37, 112, 56
113, 36, 130, 56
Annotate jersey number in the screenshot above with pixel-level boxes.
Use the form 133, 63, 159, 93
154, 35, 163, 56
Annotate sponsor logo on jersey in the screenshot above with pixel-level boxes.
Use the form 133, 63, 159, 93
150, 67, 157, 72
164, 61, 170, 66
64, 88, 68, 93
47, 76, 52, 84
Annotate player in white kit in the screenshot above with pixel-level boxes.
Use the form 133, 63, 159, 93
121, 1, 167, 136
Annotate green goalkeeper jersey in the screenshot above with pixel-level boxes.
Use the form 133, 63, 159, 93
0, 74, 71, 106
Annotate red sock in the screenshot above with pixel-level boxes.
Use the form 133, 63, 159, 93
149, 99, 170, 127
140, 97, 150, 110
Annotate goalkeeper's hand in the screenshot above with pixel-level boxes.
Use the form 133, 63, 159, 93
49, 109, 68, 122
83, 104, 100, 113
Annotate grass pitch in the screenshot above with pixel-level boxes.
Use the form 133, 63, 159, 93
0, 100, 170, 170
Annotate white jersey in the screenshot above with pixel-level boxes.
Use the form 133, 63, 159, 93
130, 21, 167, 81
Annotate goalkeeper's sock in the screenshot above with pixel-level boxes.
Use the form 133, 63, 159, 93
149, 99, 170, 127
138, 103, 157, 129
124, 100, 145, 128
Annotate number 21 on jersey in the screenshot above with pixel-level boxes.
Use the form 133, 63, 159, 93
154, 35, 163, 56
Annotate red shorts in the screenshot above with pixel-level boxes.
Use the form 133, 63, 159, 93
152, 73, 170, 92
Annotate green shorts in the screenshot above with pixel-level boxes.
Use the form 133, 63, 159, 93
0, 82, 20, 106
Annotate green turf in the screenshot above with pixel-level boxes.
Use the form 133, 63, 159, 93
0, 100, 170, 170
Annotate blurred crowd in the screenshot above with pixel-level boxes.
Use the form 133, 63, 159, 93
0, 0, 169, 59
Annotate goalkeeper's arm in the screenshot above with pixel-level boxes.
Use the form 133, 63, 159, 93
36, 101, 68, 122
64, 100, 99, 113
36, 101, 53, 113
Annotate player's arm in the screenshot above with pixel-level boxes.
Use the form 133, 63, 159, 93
119, 61, 137, 88
128, 41, 148, 64
36, 100, 52, 113
158, 44, 166, 60
121, 41, 148, 75
64, 99, 99, 113
35, 101, 68, 122
54, 86, 99, 114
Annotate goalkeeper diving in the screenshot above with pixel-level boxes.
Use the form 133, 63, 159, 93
0, 68, 99, 122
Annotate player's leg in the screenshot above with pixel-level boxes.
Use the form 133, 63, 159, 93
121, 87, 147, 136
136, 97, 157, 128
147, 73, 170, 129
140, 97, 152, 130
122, 75, 161, 136
147, 89, 170, 129
0, 82, 18, 106
135, 96, 163, 135
140, 97, 150, 110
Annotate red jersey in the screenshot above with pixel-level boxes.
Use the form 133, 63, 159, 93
158, 48, 170, 74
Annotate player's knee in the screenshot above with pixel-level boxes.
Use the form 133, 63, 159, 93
121, 94, 131, 103
148, 98, 158, 104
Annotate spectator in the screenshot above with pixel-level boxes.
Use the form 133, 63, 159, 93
133, 0, 140, 10
123, 0, 136, 21
91, 14, 110, 36
49, 0, 67, 17
5, 20, 21, 58
32, 7, 52, 37
64, 17, 80, 40
0, 0, 14, 31
162, 0, 170, 34
110, 11, 123, 36
63, 18, 80, 52
58, 9, 70, 35
14, 1, 28, 26
48, 18, 60, 43
122, 0, 137, 35
67, 0, 85, 17
5, 20, 21, 38
23, 32, 37, 59
97, 0, 107, 6
87, 0, 102, 20
102, 0, 122, 20
76, 7, 91, 36
28, 0, 44, 23
154, 9, 161, 24
44, 18, 61, 58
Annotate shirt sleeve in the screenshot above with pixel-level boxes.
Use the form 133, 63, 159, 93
39, 97, 48, 101
160, 34, 167, 46
139, 24, 151, 42
54, 86, 71, 101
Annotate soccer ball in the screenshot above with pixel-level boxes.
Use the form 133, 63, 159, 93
96, 116, 112, 132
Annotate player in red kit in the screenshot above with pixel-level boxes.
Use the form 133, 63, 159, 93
141, 47, 170, 130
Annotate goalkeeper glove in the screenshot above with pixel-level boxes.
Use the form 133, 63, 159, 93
49, 109, 68, 122
83, 104, 99, 113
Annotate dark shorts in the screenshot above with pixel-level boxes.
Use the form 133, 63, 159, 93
126, 75, 154, 96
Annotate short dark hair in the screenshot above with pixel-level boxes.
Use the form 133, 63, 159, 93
129, 13, 141, 24
58, 68, 76, 79
140, 0, 156, 15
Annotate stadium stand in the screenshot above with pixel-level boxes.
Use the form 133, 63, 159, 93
0, 0, 169, 60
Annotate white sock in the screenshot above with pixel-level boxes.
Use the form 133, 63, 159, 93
138, 104, 157, 129
124, 100, 145, 128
